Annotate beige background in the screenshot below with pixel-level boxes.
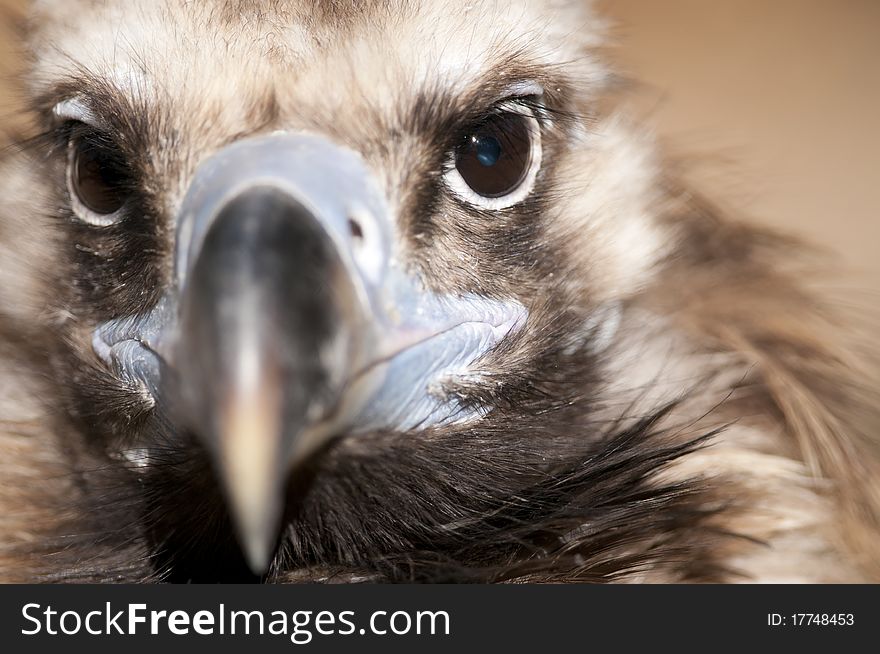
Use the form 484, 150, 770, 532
0, 0, 25, 132
2, 0, 878, 288
601, 0, 879, 289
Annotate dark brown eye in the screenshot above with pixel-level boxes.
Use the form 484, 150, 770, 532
68, 130, 129, 219
452, 111, 536, 201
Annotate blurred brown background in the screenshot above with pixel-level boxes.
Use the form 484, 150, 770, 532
601, 0, 880, 290
0, 0, 25, 132
1, 0, 878, 288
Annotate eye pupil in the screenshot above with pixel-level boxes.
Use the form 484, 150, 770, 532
454, 112, 533, 199
70, 134, 127, 216
474, 135, 502, 167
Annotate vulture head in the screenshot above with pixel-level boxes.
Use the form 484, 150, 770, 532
1, 0, 878, 583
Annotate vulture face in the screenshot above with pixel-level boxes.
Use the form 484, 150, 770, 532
5, 0, 877, 583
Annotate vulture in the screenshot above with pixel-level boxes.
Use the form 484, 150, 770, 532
0, 0, 878, 584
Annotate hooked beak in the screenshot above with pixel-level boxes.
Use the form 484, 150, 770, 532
176, 188, 364, 572
171, 135, 387, 573
92, 133, 527, 575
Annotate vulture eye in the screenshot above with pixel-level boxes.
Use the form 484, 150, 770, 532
445, 106, 542, 210
66, 127, 131, 225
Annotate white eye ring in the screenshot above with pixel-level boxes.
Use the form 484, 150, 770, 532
66, 138, 126, 227
443, 102, 543, 211
53, 98, 99, 127
56, 99, 127, 227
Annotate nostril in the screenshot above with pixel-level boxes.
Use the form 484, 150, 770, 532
348, 217, 364, 242
345, 206, 383, 281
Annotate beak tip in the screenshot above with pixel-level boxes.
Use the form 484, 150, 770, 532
211, 395, 288, 576
241, 530, 276, 575
227, 491, 283, 576
225, 481, 284, 577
